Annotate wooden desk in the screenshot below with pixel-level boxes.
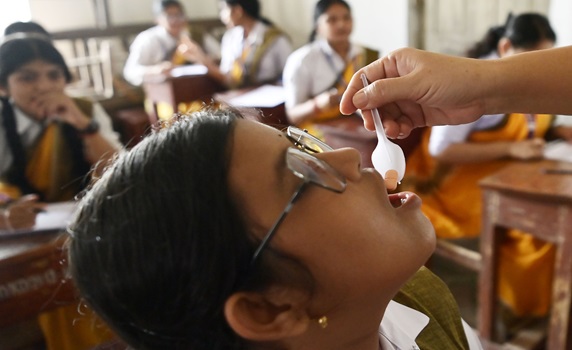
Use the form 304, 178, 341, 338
0, 233, 74, 328
0, 202, 79, 328
478, 160, 572, 349
143, 70, 225, 123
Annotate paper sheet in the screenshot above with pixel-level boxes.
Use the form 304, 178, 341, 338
544, 140, 572, 163
169, 64, 208, 77
225, 85, 286, 108
0, 201, 77, 237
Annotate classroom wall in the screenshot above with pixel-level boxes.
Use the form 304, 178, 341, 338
26, 0, 408, 53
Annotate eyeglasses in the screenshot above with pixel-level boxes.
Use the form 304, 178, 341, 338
250, 127, 347, 265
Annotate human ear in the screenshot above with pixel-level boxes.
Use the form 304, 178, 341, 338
224, 288, 310, 341
497, 37, 513, 57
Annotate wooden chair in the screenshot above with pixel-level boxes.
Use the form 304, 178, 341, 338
57, 37, 115, 101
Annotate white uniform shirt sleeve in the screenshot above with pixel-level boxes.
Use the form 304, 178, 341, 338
219, 28, 241, 74
282, 47, 313, 109
428, 114, 506, 156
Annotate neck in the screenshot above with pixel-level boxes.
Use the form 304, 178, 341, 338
241, 17, 257, 38
328, 40, 350, 59
283, 301, 388, 350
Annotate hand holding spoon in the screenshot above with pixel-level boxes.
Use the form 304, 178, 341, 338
360, 74, 406, 190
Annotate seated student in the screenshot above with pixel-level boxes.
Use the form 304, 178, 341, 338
68, 108, 483, 349
0, 35, 122, 350
282, 0, 365, 137
180, 0, 292, 89
403, 13, 572, 335
123, 0, 192, 87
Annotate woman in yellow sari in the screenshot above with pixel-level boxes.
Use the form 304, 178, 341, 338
0, 36, 121, 349
282, 0, 365, 138
405, 13, 572, 333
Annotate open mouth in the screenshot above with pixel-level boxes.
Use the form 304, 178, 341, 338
389, 193, 408, 208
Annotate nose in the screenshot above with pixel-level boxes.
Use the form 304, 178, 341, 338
36, 75, 56, 92
315, 147, 362, 182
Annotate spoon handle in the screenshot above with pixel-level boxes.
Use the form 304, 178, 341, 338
360, 74, 392, 162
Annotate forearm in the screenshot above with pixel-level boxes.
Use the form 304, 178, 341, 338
82, 134, 119, 176
286, 99, 318, 125
487, 46, 572, 115
435, 142, 512, 164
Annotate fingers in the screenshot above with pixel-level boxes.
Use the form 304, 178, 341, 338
340, 60, 389, 115
2, 195, 44, 231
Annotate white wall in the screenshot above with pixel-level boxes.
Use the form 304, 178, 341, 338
262, 0, 409, 53
549, 0, 572, 47
348, 0, 409, 56
29, 0, 97, 31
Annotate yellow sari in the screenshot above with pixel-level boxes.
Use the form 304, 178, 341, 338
406, 113, 556, 316
299, 53, 363, 139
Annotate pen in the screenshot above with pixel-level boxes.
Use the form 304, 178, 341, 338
542, 168, 572, 175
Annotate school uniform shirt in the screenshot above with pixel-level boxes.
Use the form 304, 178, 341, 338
0, 101, 122, 178
379, 300, 482, 349
219, 20, 292, 84
123, 25, 183, 86
282, 39, 363, 109
428, 114, 506, 156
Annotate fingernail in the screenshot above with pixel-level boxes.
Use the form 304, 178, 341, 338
353, 91, 367, 108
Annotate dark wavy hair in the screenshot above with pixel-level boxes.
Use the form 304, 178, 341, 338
68, 108, 313, 349
0, 37, 71, 86
466, 12, 556, 58
4, 21, 51, 40
152, 0, 183, 17
308, 0, 351, 42
224, 0, 273, 25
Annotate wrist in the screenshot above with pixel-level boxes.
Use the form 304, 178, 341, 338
312, 97, 322, 115
76, 119, 100, 136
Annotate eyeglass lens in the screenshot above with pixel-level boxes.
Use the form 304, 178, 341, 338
286, 148, 346, 193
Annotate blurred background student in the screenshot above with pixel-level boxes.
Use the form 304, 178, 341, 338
180, 0, 292, 89
0, 33, 121, 349
123, 0, 192, 87
404, 12, 572, 339
282, 0, 365, 138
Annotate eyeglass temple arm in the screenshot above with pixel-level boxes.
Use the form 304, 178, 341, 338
250, 182, 308, 264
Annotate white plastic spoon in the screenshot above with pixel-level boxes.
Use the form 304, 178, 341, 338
360, 74, 406, 190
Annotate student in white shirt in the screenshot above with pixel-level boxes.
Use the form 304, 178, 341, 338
179, 0, 292, 88
282, 0, 365, 136
123, 0, 191, 86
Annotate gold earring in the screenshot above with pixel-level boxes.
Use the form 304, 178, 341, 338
317, 316, 328, 329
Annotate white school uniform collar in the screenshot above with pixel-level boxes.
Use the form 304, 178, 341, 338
378, 300, 429, 350
316, 39, 361, 62
241, 20, 266, 48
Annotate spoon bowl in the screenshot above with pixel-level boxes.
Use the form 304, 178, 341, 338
360, 74, 406, 190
